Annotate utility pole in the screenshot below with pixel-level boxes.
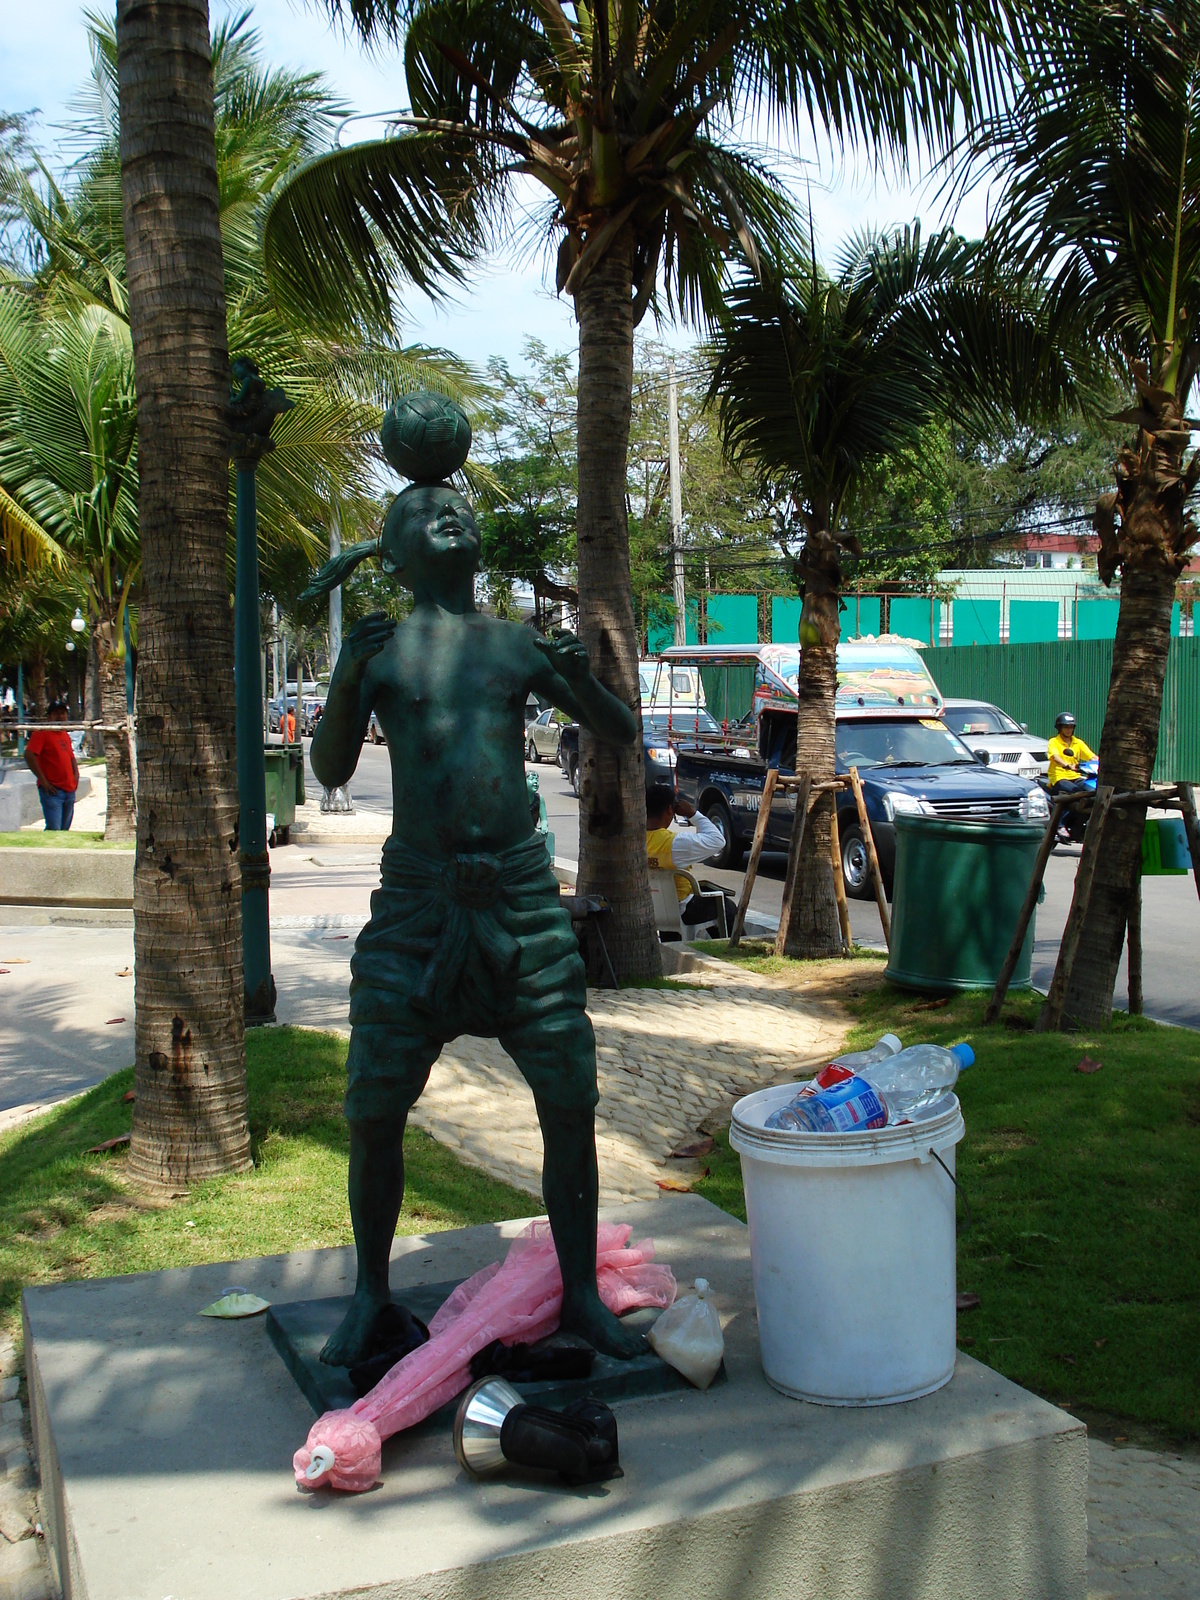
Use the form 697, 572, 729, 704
668, 358, 685, 647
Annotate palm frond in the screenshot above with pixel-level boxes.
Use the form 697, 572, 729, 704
709, 225, 1085, 529
970, 0, 1200, 395
263, 133, 496, 332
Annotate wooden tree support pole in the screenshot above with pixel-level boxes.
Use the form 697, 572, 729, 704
829, 800, 853, 954
984, 800, 1065, 1024
729, 767, 777, 948
774, 773, 813, 958
1179, 783, 1200, 910
848, 766, 890, 949
1127, 860, 1142, 1016
1036, 784, 1114, 1033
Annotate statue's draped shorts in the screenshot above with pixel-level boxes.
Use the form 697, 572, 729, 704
344, 833, 596, 1122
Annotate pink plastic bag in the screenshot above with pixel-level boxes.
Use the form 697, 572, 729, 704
294, 1221, 675, 1492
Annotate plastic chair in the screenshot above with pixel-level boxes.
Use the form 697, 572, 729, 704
647, 866, 728, 943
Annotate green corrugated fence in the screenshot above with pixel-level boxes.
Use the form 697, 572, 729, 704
923, 637, 1200, 783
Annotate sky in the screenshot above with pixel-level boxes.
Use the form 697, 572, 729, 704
2, 0, 995, 373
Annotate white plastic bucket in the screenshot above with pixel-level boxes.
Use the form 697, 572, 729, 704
729, 1082, 965, 1405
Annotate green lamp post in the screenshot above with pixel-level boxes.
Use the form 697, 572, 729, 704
230, 358, 292, 1025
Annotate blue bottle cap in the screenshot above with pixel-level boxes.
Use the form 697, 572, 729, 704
951, 1043, 975, 1071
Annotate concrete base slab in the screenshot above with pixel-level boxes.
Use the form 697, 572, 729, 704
0, 845, 132, 909
23, 1195, 1087, 1600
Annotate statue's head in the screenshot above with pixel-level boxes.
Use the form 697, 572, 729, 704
298, 391, 478, 607
379, 482, 480, 586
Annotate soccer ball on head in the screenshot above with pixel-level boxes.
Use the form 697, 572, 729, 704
381, 390, 472, 483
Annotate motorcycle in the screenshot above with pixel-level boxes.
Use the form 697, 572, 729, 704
1040, 757, 1099, 845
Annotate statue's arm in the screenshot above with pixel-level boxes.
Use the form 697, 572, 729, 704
530, 633, 637, 746
310, 613, 395, 787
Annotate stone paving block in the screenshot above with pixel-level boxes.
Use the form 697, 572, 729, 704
0, 1504, 30, 1544
0, 1385, 16, 1407
0, 1536, 48, 1600
0, 1408, 17, 1430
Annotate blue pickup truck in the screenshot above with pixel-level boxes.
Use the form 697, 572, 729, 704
661, 643, 1050, 898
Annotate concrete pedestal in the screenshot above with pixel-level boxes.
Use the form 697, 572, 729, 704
23, 1195, 1087, 1600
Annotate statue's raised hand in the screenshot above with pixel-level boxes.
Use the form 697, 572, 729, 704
343, 612, 396, 677
534, 629, 591, 685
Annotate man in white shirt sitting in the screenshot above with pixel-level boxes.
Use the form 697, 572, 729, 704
645, 783, 734, 937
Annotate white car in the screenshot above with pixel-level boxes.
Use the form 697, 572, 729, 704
525, 706, 572, 762
941, 700, 1048, 778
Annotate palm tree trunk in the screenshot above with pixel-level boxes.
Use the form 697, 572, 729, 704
95, 612, 137, 841
27, 654, 46, 718
783, 528, 843, 958
572, 230, 660, 980
1055, 564, 1176, 1026
117, 0, 251, 1188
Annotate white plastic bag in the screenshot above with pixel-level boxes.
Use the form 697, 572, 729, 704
647, 1278, 724, 1389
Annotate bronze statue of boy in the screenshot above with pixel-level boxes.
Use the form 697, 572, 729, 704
303, 395, 640, 1367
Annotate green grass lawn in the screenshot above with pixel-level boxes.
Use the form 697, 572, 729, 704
0, 1027, 534, 1344
0, 831, 131, 848
4, 957, 1197, 1443
693, 943, 1200, 1442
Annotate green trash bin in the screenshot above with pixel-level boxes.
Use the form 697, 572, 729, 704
885, 815, 1045, 992
263, 747, 299, 842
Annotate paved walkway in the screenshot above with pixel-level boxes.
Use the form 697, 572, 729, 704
411, 962, 846, 1202
1087, 1436, 1200, 1598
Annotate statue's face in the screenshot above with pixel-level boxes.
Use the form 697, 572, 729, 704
381, 484, 480, 581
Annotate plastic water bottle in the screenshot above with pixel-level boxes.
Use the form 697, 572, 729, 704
768, 1075, 889, 1132
830, 1032, 903, 1071
766, 1041, 974, 1131
860, 1042, 974, 1119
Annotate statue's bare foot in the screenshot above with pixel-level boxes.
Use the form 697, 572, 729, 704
320, 1289, 390, 1367
560, 1283, 647, 1360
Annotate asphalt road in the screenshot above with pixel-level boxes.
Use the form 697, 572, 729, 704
285, 738, 1200, 1030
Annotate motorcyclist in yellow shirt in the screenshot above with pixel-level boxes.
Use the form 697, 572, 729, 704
1046, 712, 1096, 843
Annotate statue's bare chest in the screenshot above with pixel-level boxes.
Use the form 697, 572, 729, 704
379, 622, 527, 727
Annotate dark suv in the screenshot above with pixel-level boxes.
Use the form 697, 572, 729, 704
557, 709, 718, 794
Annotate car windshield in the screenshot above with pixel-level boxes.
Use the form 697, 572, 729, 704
836, 718, 978, 769
944, 704, 1020, 736
646, 709, 720, 734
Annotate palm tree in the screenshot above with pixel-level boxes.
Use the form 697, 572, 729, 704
709, 227, 1083, 955
264, 0, 1010, 977
2, 12, 476, 596
970, 0, 1200, 1026
115, 0, 252, 1189
0, 294, 140, 836
0, 562, 87, 718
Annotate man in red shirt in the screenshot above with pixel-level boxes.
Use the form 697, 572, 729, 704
24, 697, 80, 831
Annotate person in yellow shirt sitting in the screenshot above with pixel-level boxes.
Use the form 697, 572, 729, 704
646, 784, 734, 935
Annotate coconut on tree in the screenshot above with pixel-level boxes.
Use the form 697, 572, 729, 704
708, 227, 1087, 956
968, 0, 1200, 1026
264, 0, 1014, 977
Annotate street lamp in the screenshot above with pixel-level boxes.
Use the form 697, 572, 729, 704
230, 358, 293, 1027
71, 608, 86, 635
